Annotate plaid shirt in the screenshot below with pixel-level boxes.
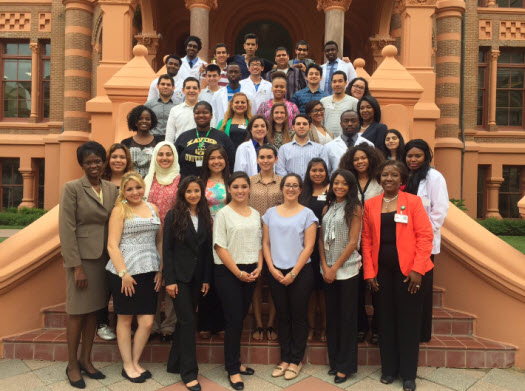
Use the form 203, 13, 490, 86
264, 67, 307, 101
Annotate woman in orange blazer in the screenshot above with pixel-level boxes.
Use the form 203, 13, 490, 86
361, 160, 433, 391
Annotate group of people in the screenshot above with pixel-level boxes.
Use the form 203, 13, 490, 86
58, 32, 450, 391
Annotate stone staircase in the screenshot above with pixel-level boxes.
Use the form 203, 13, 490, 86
2, 287, 515, 368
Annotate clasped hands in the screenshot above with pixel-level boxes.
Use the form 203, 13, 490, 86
366, 270, 422, 294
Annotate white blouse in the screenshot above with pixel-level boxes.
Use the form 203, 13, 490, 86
213, 205, 262, 265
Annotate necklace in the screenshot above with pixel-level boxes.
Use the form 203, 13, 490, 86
383, 195, 398, 203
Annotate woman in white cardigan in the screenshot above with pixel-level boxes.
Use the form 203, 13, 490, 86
403, 139, 449, 343
234, 115, 269, 177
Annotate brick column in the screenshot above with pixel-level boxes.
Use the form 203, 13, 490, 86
486, 177, 504, 219
433, 0, 465, 200
185, 0, 218, 62
317, 0, 352, 58
29, 42, 39, 120
488, 49, 500, 131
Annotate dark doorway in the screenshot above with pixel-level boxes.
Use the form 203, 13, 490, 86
235, 20, 293, 64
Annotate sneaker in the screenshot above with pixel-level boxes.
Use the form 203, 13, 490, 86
97, 324, 116, 340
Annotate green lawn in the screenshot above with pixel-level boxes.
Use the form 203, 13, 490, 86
0, 238, 5, 243
499, 236, 525, 254
0, 225, 24, 229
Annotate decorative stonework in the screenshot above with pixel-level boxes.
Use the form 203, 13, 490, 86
184, 0, 218, 10
30, 42, 39, 53
0, 12, 31, 32
500, 21, 525, 40
316, 0, 352, 12
479, 20, 492, 40
38, 13, 51, 32
407, 0, 437, 5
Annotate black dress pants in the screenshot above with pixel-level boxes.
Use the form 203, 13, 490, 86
420, 254, 434, 342
214, 264, 257, 376
357, 267, 378, 335
167, 280, 201, 383
374, 259, 424, 380
269, 263, 314, 365
198, 275, 225, 334
324, 275, 359, 375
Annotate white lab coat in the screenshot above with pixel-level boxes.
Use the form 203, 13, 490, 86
234, 140, 258, 177
320, 58, 357, 90
239, 78, 273, 114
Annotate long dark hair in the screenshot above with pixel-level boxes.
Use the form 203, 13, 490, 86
403, 139, 433, 195
345, 77, 370, 98
226, 171, 251, 203
357, 95, 381, 124
326, 169, 361, 227
200, 144, 230, 185
171, 176, 212, 241
102, 143, 132, 180
299, 158, 329, 205
267, 102, 292, 146
245, 115, 269, 142
380, 129, 405, 161
338, 144, 384, 181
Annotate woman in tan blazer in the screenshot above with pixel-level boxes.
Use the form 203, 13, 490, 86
59, 141, 118, 389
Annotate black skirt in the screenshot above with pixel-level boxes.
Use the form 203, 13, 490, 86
109, 271, 158, 315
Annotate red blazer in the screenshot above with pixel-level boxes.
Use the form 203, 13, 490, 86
362, 191, 434, 280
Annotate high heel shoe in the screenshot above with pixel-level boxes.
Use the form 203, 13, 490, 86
121, 368, 145, 383
66, 367, 86, 389
78, 361, 106, 379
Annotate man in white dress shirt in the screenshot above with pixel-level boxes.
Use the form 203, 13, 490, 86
198, 64, 222, 107
165, 77, 202, 144
325, 110, 374, 174
240, 57, 272, 115
147, 54, 184, 103
320, 41, 357, 95
177, 36, 207, 85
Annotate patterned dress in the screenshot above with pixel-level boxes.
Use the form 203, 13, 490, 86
257, 99, 299, 129
205, 180, 227, 218
147, 174, 181, 225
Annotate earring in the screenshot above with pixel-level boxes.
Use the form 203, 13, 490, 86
122, 199, 127, 204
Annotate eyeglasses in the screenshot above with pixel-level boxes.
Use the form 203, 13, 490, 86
311, 109, 325, 114
284, 184, 300, 189
352, 85, 365, 91
296, 48, 308, 52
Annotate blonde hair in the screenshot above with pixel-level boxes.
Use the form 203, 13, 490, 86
116, 171, 146, 219
219, 92, 253, 131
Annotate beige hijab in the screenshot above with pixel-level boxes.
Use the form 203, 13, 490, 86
144, 141, 180, 198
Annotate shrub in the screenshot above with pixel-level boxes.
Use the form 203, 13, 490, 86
477, 218, 525, 236
450, 198, 467, 212
0, 208, 47, 226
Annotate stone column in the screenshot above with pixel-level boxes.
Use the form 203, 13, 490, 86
486, 177, 504, 219
488, 49, 500, 131
317, 0, 352, 58
18, 157, 35, 209
29, 42, 39, 120
433, 0, 465, 200
185, 0, 218, 62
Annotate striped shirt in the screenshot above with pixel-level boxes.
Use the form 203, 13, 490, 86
275, 139, 328, 180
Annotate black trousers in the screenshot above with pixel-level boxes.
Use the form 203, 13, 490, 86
420, 254, 434, 342
214, 263, 257, 376
324, 275, 359, 375
357, 267, 378, 335
374, 259, 424, 380
198, 274, 225, 334
167, 280, 201, 383
96, 271, 112, 326
269, 263, 314, 365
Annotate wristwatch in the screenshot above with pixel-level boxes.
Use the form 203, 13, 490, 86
290, 272, 297, 279
118, 269, 128, 278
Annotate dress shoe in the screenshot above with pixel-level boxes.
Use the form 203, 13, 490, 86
327, 368, 337, 376
78, 362, 106, 379
229, 376, 244, 390
334, 374, 348, 384
240, 367, 254, 375
380, 375, 395, 384
66, 367, 86, 389
141, 369, 152, 379
403, 379, 417, 391
185, 381, 202, 391
121, 368, 145, 383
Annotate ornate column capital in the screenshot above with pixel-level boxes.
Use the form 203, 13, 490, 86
135, 34, 160, 52
316, 0, 352, 12
370, 36, 396, 52
396, 0, 437, 13
184, 0, 218, 11
490, 49, 500, 61
62, 0, 95, 13
29, 42, 39, 53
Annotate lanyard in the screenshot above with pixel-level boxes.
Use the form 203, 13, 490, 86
196, 128, 211, 150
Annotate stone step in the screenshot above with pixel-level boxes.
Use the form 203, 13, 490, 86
2, 329, 515, 369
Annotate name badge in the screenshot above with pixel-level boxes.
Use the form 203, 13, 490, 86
195, 159, 203, 167
144, 147, 154, 155
326, 104, 335, 110
317, 194, 327, 201
238, 124, 247, 129
394, 213, 408, 224
421, 196, 431, 207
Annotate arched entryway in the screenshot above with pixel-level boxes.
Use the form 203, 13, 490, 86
234, 20, 293, 62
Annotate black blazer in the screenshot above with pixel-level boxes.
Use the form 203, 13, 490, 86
361, 121, 388, 149
162, 209, 213, 285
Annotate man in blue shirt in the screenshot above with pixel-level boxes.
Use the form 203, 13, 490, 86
291, 64, 329, 113
212, 63, 246, 121
230, 33, 273, 80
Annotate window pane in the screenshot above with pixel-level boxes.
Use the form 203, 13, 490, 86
477, 109, 483, 126
43, 61, 50, 79
4, 100, 17, 117
43, 82, 50, 100
511, 70, 524, 88
43, 99, 50, 118
496, 108, 509, 125
509, 90, 522, 107
4, 82, 17, 99
506, 167, 520, 191
44, 43, 51, 56
478, 68, 485, 88
5, 43, 18, 55
510, 194, 520, 217
498, 193, 509, 217
496, 90, 508, 107
18, 43, 30, 56
1, 159, 20, 184
18, 60, 31, 80
18, 82, 31, 99
4, 60, 17, 80
497, 70, 510, 88
479, 50, 486, 63
499, 51, 511, 64
19, 100, 31, 117
509, 108, 522, 125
